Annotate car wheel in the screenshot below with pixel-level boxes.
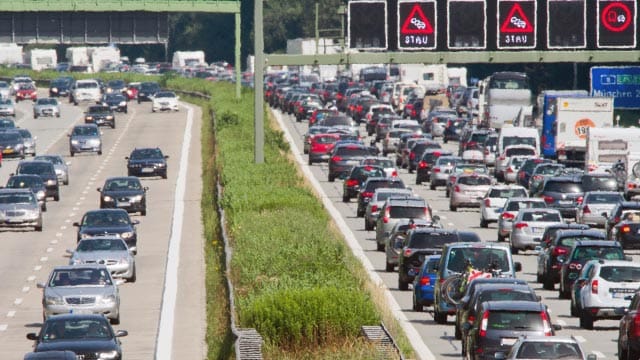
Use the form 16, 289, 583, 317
445, 189, 450, 198
356, 208, 364, 217
70, 151, 74, 157
480, 218, 488, 228
141, 208, 147, 216
124, 109, 128, 114
97, 150, 102, 155
53, 193, 60, 202
56, 113, 60, 118
579, 310, 594, 330
308, 157, 313, 166
162, 171, 168, 180
398, 278, 409, 291
64, 178, 69, 186
449, 204, 457, 212
42, 203, 47, 212
385, 261, 394, 272
536, 271, 543, 283
510, 243, 519, 255
625, 342, 640, 360
34, 113, 38, 119
111, 122, 116, 129
497, 233, 505, 242
454, 324, 461, 340
328, 175, 335, 182
342, 194, 349, 203
414, 298, 424, 312
434, 308, 447, 324
364, 220, 373, 231
559, 286, 570, 300
543, 276, 554, 290
570, 300, 579, 317
129, 266, 137, 283
376, 242, 385, 252
430, 182, 436, 190
35, 223, 42, 232
416, 177, 421, 185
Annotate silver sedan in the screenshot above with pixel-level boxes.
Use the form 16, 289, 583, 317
68, 237, 136, 282
510, 208, 564, 254
33, 97, 61, 118
38, 264, 122, 324
449, 173, 493, 211
576, 191, 624, 227
34, 155, 70, 185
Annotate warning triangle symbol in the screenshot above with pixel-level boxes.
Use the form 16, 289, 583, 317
500, 3, 534, 33
401, 4, 434, 35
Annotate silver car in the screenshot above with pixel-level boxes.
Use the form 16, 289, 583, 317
364, 188, 413, 231
17, 128, 36, 156
429, 155, 461, 190
0, 98, 15, 116
576, 191, 624, 227
38, 265, 121, 324
503, 156, 529, 184
35, 154, 70, 185
510, 208, 564, 254
0, 80, 10, 99
496, 336, 595, 360
449, 173, 493, 211
68, 237, 136, 282
0, 188, 42, 231
479, 184, 528, 228
68, 124, 102, 156
497, 197, 546, 242
33, 97, 61, 118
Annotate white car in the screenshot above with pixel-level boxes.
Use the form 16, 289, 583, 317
0, 98, 15, 116
576, 259, 640, 330
479, 184, 528, 228
503, 156, 530, 184
0, 81, 11, 99
576, 191, 624, 227
495, 145, 537, 182
152, 91, 180, 112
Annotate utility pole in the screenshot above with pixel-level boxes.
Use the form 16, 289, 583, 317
254, 0, 264, 163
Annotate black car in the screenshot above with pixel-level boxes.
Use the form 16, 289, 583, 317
105, 79, 128, 96
101, 93, 128, 113
536, 224, 590, 289
538, 175, 584, 218
26, 314, 127, 360
97, 177, 148, 216
356, 177, 406, 217
327, 143, 377, 182
126, 147, 169, 179
342, 165, 386, 202
0, 129, 25, 159
15, 160, 59, 201
48, 77, 73, 97
137, 81, 161, 103
605, 201, 640, 239
516, 158, 552, 189
84, 105, 116, 129
74, 209, 139, 247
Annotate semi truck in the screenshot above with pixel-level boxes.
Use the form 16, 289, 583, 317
478, 72, 533, 129
541, 96, 614, 166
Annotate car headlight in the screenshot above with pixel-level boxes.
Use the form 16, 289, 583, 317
157, 163, 166, 168
118, 256, 129, 264
120, 231, 134, 239
47, 179, 56, 186
103, 196, 113, 202
45, 296, 64, 305
51, 87, 58, 92
100, 295, 117, 304
89, 139, 101, 146
98, 350, 119, 360
71, 139, 79, 145
14, 144, 23, 150
119, 101, 126, 106
106, 116, 113, 120
131, 195, 143, 202
36, 190, 45, 199
70, 258, 84, 265
80, 233, 93, 239
85, 116, 93, 120
55, 169, 63, 175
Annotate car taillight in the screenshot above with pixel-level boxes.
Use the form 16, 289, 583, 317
420, 276, 430, 286
622, 225, 632, 233
449, 176, 456, 182
552, 247, 567, 256
357, 105, 363, 113
576, 196, 583, 205
506, 167, 514, 173
468, 315, 475, 324
540, 311, 552, 336
418, 161, 427, 169
331, 156, 342, 162
454, 185, 461, 193
433, 168, 440, 173
371, 205, 378, 212
499, 154, 506, 160
383, 207, 390, 223
484, 198, 491, 207
630, 183, 637, 189
501, 212, 515, 220
542, 195, 554, 204
346, 179, 359, 187
518, 171, 525, 179
403, 248, 412, 256
484, 149, 490, 155
298, 106, 304, 113
591, 279, 599, 294
410, 152, 416, 160
391, 170, 398, 177
582, 205, 591, 214
479, 311, 489, 337
514, 222, 528, 229
362, 191, 374, 199
633, 314, 640, 338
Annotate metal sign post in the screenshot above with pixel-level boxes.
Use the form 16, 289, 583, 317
254, 0, 264, 164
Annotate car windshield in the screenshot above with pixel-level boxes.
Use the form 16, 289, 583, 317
34, 156, 63, 165
458, 176, 491, 186
50, 268, 112, 287
477, 289, 537, 303
7, 177, 39, 188
447, 248, 510, 272
82, 212, 130, 226
515, 341, 582, 359
18, 163, 53, 175
156, 91, 176, 98
535, 165, 564, 175
0, 132, 19, 141
0, 99, 11, 105
503, 136, 536, 148
104, 179, 141, 191
77, 239, 128, 252
41, 318, 112, 342
489, 188, 527, 198
506, 147, 535, 156
522, 211, 561, 222
599, 266, 640, 282
106, 94, 126, 102
314, 135, 338, 144
408, 233, 457, 248
487, 311, 543, 331
389, 206, 428, 219
0, 193, 35, 204
77, 82, 98, 89
130, 148, 163, 160
506, 201, 546, 211
586, 193, 623, 204
545, 181, 582, 193
558, 235, 603, 248
362, 158, 394, 168
88, 106, 110, 114
37, 98, 57, 105
72, 127, 98, 136
17, 129, 31, 139
583, 176, 618, 192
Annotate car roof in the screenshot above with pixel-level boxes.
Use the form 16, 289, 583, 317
443, 242, 510, 250
105, 176, 140, 182
573, 239, 623, 247
617, 201, 640, 209
482, 300, 546, 311
0, 188, 34, 194
505, 197, 544, 202
51, 264, 109, 271
468, 277, 528, 287
84, 208, 129, 215
555, 229, 606, 238
589, 259, 640, 267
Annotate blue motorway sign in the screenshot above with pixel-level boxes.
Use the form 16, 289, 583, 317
591, 66, 640, 109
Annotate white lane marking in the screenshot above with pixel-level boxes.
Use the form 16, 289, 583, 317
7, 311, 15, 318
60, 226, 67, 230
22, 287, 29, 293
39, 257, 48, 262
33, 266, 42, 271
556, 319, 565, 326
447, 222, 454, 226
50, 240, 58, 245
13, 299, 22, 305
46, 248, 53, 253
593, 351, 605, 358
0, 324, 7, 331
27, 276, 35, 282
79, 197, 85, 201
65, 219, 71, 223
155, 102, 193, 360
55, 232, 63, 237
574, 335, 586, 343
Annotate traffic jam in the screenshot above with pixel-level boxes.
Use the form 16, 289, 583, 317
267, 67, 640, 360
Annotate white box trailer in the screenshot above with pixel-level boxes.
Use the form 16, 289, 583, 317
66, 47, 89, 67
447, 67, 468, 88
172, 51, 206, 69
0, 44, 23, 65
586, 127, 640, 173
26, 49, 57, 71
89, 47, 120, 73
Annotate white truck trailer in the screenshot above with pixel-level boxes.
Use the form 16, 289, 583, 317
172, 50, 206, 69
0, 44, 23, 65
89, 47, 120, 73
66, 47, 90, 69
25, 49, 56, 71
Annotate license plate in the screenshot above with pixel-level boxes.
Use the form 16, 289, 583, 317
3, 149, 12, 154
141, 168, 154, 173
613, 292, 628, 299
117, 202, 130, 207
558, 200, 573, 205
501, 338, 517, 346
532, 227, 543, 234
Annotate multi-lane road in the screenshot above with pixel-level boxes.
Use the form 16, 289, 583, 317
273, 107, 630, 360
0, 91, 206, 360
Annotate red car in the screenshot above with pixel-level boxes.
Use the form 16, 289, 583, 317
126, 83, 140, 100
308, 133, 340, 165
15, 83, 37, 102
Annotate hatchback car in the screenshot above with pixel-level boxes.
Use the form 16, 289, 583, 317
503, 156, 529, 184
68, 124, 102, 156
0, 129, 25, 159
126, 147, 169, 179
576, 191, 623, 227
528, 163, 566, 195
360, 156, 398, 178
375, 195, 431, 251
151, 91, 180, 112
538, 175, 584, 218
5, 174, 47, 211
445, 163, 490, 198
34, 155, 69, 185
464, 301, 557, 360
385, 218, 440, 271
342, 165, 386, 202
101, 93, 128, 113
0, 188, 43, 231
26, 314, 127, 358
497, 336, 594, 360
68, 237, 136, 282
516, 158, 553, 189
328, 143, 376, 182
137, 81, 161, 103
495, 145, 537, 182
604, 201, 640, 240
16, 128, 36, 157
497, 197, 547, 242
74, 209, 139, 247
33, 98, 60, 118
510, 208, 564, 254
428, 155, 462, 190
364, 188, 413, 231
415, 149, 453, 185
618, 290, 640, 360
97, 177, 148, 216
15, 160, 59, 201
479, 185, 528, 228
449, 173, 493, 211
412, 255, 440, 312
38, 265, 121, 324
15, 82, 37, 102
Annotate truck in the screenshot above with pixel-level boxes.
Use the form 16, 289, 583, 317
0, 44, 23, 66
585, 127, 640, 199
418, 64, 447, 94
89, 47, 120, 73
535, 90, 589, 130
541, 96, 614, 166
172, 51, 206, 69
478, 72, 533, 129
25, 49, 56, 71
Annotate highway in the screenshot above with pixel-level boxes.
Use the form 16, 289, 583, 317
0, 92, 206, 360
273, 107, 628, 360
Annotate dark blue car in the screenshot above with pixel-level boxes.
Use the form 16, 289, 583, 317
412, 255, 440, 312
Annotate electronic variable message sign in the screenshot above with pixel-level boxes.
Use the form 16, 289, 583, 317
547, 0, 586, 49
348, 1, 387, 50
597, 0, 636, 48
447, 0, 486, 50
397, 0, 436, 50
497, 0, 537, 49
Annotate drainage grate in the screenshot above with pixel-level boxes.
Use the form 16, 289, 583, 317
361, 323, 404, 360
235, 328, 263, 360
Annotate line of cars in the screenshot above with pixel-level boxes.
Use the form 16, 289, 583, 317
0, 77, 174, 359
268, 73, 640, 359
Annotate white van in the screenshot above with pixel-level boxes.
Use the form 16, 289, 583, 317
497, 126, 540, 156
70, 79, 101, 105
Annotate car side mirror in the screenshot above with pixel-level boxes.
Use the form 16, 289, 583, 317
132, 220, 140, 225
115, 330, 128, 337
65, 249, 73, 256
144, 186, 149, 191
115, 279, 126, 286
432, 215, 441, 223
494, 352, 506, 360
72, 222, 80, 227
536, 295, 542, 302
514, 262, 522, 272
165, 155, 169, 159
36, 282, 45, 289
96, 188, 101, 192
129, 246, 137, 256
125, 157, 129, 160
602, 212, 608, 218
26, 333, 38, 341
